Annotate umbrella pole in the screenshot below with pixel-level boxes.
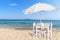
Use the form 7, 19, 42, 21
40, 15, 42, 23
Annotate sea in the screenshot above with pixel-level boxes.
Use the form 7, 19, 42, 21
0, 19, 60, 29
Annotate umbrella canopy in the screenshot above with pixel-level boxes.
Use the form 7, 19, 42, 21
23, 2, 57, 14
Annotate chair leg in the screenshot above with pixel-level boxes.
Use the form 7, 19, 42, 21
47, 28, 49, 40
36, 27, 38, 38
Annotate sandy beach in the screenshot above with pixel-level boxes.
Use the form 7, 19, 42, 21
0, 28, 60, 40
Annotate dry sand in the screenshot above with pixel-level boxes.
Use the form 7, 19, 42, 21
0, 28, 60, 40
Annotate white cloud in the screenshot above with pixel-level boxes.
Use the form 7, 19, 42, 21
9, 3, 17, 6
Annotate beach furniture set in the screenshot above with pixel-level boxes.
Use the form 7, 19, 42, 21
33, 22, 52, 40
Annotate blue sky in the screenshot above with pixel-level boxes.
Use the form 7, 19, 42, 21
0, 0, 60, 20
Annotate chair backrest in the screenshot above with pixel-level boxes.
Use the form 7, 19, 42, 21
41, 23, 50, 28
36, 23, 49, 27
36, 22, 52, 30
33, 22, 36, 26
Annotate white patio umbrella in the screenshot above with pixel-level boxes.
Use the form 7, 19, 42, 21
23, 2, 57, 22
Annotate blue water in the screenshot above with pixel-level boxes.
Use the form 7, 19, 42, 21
0, 19, 60, 29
